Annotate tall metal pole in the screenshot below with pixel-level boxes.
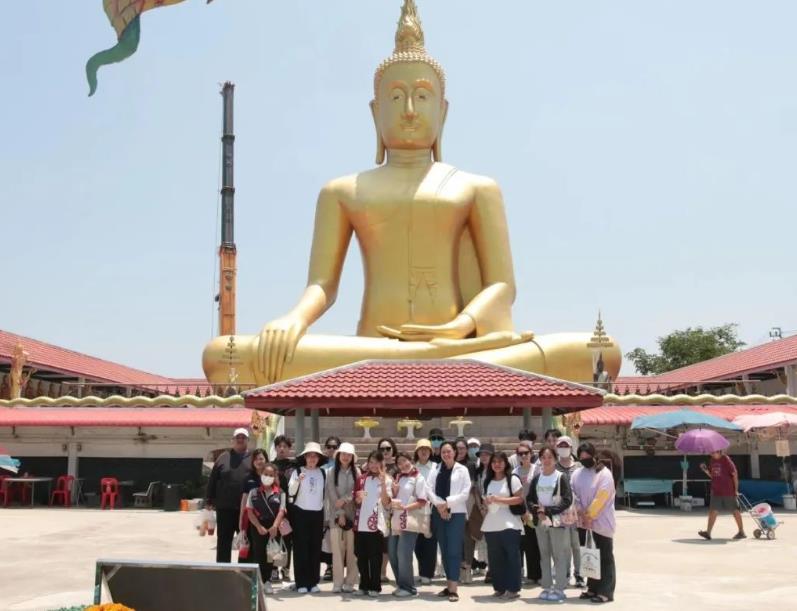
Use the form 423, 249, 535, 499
218, 82, 237, 336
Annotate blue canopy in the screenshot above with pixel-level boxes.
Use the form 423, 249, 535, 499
630, 410, 742, 431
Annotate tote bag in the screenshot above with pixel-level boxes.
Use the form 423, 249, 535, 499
580, 530, 601, 580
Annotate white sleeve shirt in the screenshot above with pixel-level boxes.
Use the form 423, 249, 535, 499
425, 462, 472, 514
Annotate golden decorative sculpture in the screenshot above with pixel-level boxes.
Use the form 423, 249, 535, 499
9, 343, 34, 400
354, 417, 380, 439
448, 416, 473, 437
202, 0, 621, 387
397, 418, 423, 439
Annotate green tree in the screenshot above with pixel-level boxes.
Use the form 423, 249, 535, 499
626, 324, 745, 375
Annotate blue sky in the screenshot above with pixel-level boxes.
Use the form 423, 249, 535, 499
1, 1, 795, 378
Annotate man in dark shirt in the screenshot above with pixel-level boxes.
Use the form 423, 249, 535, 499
429, 427, 445, 464
698, 451, 745, 540
206, 428, 252, 562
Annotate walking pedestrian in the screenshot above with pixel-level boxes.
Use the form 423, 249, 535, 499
699, 450, 746, 540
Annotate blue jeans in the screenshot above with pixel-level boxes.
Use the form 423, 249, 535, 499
484, 529, 522, 594
388, 532, 419, 593
432, 509, 465, 582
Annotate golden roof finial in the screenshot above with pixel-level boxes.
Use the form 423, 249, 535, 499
588, 310, 614, 348
374, 0, 446, 98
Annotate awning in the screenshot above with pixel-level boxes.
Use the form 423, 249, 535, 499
0, 407, 252, 428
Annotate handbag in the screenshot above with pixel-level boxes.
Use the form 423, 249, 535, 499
579, 530, 601, 579
550, 472, 578, 527
267, 537, 288, 567
403, 504, 432, 538
234, 530, 250, 559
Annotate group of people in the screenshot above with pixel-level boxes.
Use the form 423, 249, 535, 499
206, 426, 617, 604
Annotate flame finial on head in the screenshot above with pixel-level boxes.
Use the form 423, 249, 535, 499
374, 0, 446, 98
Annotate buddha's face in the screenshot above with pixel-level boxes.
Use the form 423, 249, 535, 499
373, 62, 446, 152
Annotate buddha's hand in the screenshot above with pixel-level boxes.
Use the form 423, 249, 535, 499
376, 313, 476, 342
257, 315, 307, 383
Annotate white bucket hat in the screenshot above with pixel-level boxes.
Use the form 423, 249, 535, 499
299, 441, 324, 457
335, 442, 357, 462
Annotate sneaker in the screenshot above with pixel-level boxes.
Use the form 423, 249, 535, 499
352, 589, 367, 597
310, 586, 321, 594
332, 586, 342, 593
264, 583, 274, 594
575, 576, 585, 588
288, 583, 298, 591
342, 584, 355, 593
698, 530, 711, 540
394, 589, 415, 598
492, 591, 505, 598
297, 587, 309, 594
420, 577, 432, 585
538, 590, 552, 601
550, 590, 566, 603
368, 590, 381, 598
503, 591, 520, 600
733, 531, 747, 540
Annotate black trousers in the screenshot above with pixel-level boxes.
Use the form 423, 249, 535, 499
248, 526, 276, 584
216, 508, 239, 563
355, 531, 384, 593
521, 524, 542, 580
579, 529, 615, 599
414, 531, 438, 579
292, 507, 325, 589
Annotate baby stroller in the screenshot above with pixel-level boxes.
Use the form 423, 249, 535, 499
737, 494, 780, 540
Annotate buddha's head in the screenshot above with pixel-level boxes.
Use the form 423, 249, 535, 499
372, 0, 448, 164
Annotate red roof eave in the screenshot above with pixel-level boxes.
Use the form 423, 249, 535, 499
0, 408, 252, 429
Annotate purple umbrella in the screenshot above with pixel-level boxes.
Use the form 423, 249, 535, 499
675, 429, 730, 454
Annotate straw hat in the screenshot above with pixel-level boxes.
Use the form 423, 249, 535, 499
335, 442, 357, 462
415, 438, 433, 450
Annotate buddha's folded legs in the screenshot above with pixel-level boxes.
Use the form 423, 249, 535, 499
202, 331, 620, 387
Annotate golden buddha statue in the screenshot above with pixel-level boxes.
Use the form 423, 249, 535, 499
202, 0, 621, 387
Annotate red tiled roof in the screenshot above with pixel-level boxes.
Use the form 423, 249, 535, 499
614, 335, 797, 392
0, 407, 251, 428
0, 329, 174, 385
580, 404, 797, 427
244, 359, 604, 416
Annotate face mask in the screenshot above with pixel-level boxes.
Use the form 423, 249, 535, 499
580, 457, 595, 469
468, 448, 478, 460
431, 439, 443, 450
261, 475, 274, 487
557, 448, 571, 459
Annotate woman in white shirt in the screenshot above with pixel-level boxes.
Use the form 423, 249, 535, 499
287, 442, 327, 594
388, 452, 427, 597
353, 449, 392, 598
425, 441, 472, 603
481, 451, 524, 599
413, 438, 437, 585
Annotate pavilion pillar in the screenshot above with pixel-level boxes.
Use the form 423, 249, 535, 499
542, 407, 553, 432
785, 365, 797, 396
750, 442, 761, 479
522, 408, 532, 432
295, 408, 306, 450
310, 409, 320, 443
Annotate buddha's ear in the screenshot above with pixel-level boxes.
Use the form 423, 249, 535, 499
433, 99, 449, 163
370, 100, 386, 165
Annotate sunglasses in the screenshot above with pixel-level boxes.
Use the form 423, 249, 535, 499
430, 436, 444, 442
326, 444, 339, 450
516, 451, 531, 457
379, 446, 393, 452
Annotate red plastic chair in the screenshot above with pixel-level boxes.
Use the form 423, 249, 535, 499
50, 475, 75, 507
100, 477, 120, 510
